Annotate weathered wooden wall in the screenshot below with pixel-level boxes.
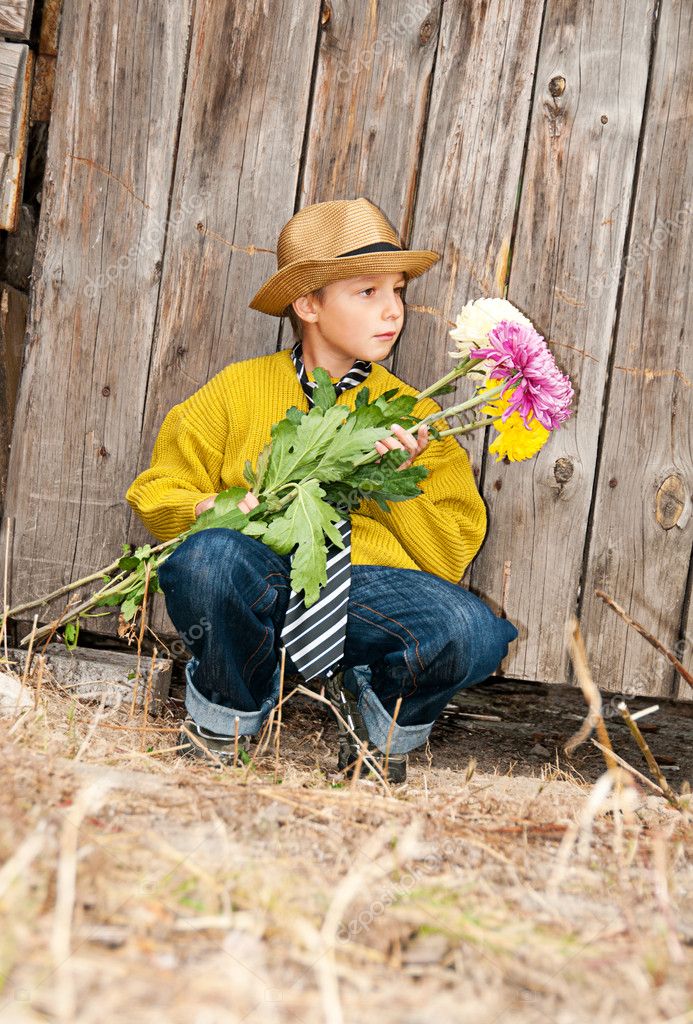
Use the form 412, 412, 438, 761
2, 0, 691, 698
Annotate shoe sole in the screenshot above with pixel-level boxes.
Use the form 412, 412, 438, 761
178, 726, 250, 767
338, 750, 407, 784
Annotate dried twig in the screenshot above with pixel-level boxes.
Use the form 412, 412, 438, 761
274, 647, 287, 781
129, 562, 152, 716
295, 684, 391, 795
617, 701, 684, 812
563, 615, 617, 769
383, 695, 403, 781
591, 739, 665, 797
140, 646, 158, 749
51, 778, 114, 1021
595, 588, 693, 690
1, 515, 13, 664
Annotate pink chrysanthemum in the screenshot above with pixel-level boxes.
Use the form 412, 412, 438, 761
474, 320, 574, 431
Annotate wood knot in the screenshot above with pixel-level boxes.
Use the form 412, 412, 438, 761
320, 2, 331, 25
419, 16, 434, 45
655, 474, 685, 530
553, 457, 573, 485
549, 75, 566, 98
101, 385, 111, 397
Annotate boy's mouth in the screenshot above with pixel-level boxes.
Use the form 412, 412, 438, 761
374, 331, 397, 339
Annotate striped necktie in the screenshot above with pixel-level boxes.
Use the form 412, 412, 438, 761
280, 342, 371, 681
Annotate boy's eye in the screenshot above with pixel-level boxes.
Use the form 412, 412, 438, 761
359, 286, 406, 297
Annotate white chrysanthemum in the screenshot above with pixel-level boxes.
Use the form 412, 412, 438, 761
448, 297, 533, 379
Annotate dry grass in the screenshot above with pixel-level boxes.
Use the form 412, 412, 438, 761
0, 659, 691, 1024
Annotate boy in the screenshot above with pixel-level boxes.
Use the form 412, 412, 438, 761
125, 197, 519, 783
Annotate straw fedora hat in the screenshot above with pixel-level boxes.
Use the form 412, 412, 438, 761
248, 197, 440, 316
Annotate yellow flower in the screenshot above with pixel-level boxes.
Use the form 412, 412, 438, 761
478, 385, 550, 462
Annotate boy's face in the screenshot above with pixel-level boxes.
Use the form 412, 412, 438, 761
293, 271, 406, 364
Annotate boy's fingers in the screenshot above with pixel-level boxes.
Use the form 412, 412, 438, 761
392, 427, 417, 454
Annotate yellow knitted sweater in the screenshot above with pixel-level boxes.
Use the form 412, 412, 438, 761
125, 349, 487, 583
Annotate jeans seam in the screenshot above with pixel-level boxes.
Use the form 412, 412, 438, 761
250, 581, 272, 611
351, 601, 426, 674
246, 636, 275, 687
350, 609, 418, 699
242, 626, 270, 679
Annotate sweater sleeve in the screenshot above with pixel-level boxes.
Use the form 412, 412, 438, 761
356, 398, 488, 583
125, 374, 230, 543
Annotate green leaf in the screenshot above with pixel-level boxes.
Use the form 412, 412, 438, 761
355, 387, 370, 408
242, 460, 256, 488
121, 596, 138, 621
186, 487, 249, 536
242, 521, 268, 539
64, 619, 79, 651
311, 367, 338, 410
309, 416, 392, 483
263, 405, 350, 490
253, 444, 272, 494
262, 479, 344, 606
117, 555, 139, 571
94, 593, 123, 608
425, 383, 457, 398
134, 544, 152, 559
325, 459, 428, 513
213, 486, 249, 515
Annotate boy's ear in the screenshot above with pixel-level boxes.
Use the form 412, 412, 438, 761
292, 292, 319, 323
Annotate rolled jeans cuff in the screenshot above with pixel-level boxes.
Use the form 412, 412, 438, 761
184, 656, 280, 736
345, 665, 434, 755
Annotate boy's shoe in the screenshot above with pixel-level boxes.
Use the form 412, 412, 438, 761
178, 715, 252, 766
323, 673, 407, 785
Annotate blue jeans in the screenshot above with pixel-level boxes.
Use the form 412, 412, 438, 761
157, 528, 520, 755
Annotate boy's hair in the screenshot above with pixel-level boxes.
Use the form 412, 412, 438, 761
283, 273, 409, 341
283, 288, 326, 342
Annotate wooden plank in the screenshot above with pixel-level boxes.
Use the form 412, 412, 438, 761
7, 643, 172, 711
392, 0, 546, 589
0, 282, 28, 503
0, 0, 34, 40
29, 0, 62, 123
1, 0, 195, 624
399, 1, 657, 690
0, 41, 32, 230
297, 0, 440, 373
579, 0, 693, 699
130, 1, 321, 635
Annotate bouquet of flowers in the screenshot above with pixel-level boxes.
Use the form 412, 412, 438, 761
7, 297, 574, 646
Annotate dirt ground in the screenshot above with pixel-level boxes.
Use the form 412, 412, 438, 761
0, 665, 691, 1024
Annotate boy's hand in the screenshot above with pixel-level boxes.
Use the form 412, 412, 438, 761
237, 491, 260, 515
374, 424, 429, 471
194, 491, 260, 518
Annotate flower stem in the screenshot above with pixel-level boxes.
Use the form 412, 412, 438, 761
414, 356, 486, 401
438, 416, 504, 437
